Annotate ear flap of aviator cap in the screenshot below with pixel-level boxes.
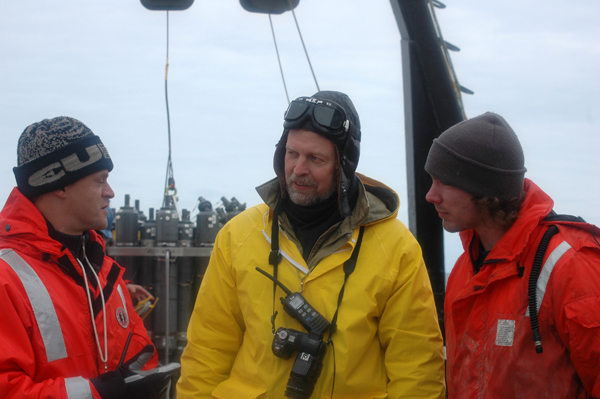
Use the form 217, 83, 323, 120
338, 168, 353, 217
337, 132, 360, 217
273, 130, 289, 199
342, 131, 360, 178
311, 91, 361, 217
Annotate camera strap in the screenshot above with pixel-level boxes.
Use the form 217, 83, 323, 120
269, 201, 284, 334
327, 225, 365, 342
268, 199, 365, 340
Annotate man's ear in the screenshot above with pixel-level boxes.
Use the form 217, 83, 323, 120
52, 188, 67, 200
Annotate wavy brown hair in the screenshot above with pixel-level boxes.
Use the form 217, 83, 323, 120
472, 192, 526, 230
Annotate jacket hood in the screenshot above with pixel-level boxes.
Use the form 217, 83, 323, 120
458, 178, 554, 261
256, 172, 399, 229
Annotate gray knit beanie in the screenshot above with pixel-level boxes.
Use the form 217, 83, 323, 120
13, 116, 113, 198
425, 112, 526, 200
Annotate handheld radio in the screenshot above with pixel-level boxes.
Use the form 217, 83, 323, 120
255, 267, 331, 337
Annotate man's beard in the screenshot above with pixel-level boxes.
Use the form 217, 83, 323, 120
286, 174, 336, 206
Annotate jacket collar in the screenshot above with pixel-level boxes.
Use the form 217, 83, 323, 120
0, 187, 105, 262
256, 173, 400, 269
255, 172, 400, 230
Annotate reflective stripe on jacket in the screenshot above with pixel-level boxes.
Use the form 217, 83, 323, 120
0, 187, 157, 399
177, 174, 446, 399
445, 179, 600, 399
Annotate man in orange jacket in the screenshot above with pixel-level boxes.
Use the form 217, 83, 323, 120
0, 116, 177, 398
425, 112, 600, 398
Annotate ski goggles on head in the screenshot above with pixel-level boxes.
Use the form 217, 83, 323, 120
283, 97, 350, 135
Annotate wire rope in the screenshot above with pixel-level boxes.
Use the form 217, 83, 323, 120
287, 0, 320, 92
269, 14, 290, 104
163, 10, 177, 209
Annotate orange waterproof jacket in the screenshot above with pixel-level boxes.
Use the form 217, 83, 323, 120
0, 187, 158, 399
445, 179, 600, 399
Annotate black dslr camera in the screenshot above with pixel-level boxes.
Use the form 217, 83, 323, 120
272, 327, 328, 399
256, 268, 331, 399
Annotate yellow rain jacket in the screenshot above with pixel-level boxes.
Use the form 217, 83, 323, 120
177, 174, 445, 398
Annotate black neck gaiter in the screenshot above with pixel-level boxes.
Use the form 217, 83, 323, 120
283, 193, 343, 261
47, 222, 86, 259
46, 221, 102, 272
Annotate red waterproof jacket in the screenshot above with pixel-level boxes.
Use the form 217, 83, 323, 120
0, 188, 158, 398
445, 179, 600, 399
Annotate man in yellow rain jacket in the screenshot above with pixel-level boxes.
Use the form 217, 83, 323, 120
177, 91, 445, 399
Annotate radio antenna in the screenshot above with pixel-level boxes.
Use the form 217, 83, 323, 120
255, 267, 293, 296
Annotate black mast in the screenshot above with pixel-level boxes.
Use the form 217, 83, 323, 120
390, 0, 468, 336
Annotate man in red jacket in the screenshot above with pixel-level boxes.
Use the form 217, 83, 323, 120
425, 112, 600, 398
0, 116, 177, 398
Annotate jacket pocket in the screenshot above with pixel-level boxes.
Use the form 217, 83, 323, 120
212, 377, 268, 399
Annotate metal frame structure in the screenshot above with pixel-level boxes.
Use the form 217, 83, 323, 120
390, 0, 467, 334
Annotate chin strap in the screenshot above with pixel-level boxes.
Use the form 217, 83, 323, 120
338, 165, 352, 217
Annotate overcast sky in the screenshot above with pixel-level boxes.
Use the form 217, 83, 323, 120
1, 0, 598, 270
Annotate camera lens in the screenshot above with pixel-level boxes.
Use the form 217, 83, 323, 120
284, 346, 325, 399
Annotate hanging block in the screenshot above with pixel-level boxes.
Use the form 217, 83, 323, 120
240, 0, 300, 15
141, 0, 194, 11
